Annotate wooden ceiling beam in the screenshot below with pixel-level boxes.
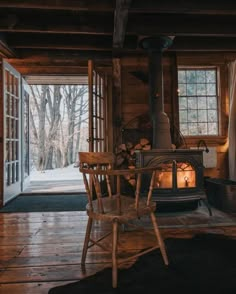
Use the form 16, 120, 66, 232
7, 65, 88, 75
170, 37, 236, 51
0, 23, 113, 35
6, 33, 137, 51
0, 0, 114, 12
113, 0, 132, 49
1, 14, 235, 37
7, 34, 113, 51
15, 49, 112, 61
128, 14, 236, 37
130, 0, 236, 15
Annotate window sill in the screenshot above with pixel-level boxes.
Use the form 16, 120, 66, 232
183, 136, 227, 147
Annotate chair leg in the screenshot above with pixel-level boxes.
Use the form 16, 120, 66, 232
81, 216, 93, 266
150, 212, 169, 266
112, 219, 118, 288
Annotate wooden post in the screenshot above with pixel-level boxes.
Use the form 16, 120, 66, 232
112, 58, 122, 150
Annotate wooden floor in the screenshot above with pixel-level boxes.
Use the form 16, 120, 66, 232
1, 209, 236, 294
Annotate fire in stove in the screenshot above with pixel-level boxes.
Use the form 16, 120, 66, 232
135, 149, 212, 214
155, 161, 196, 189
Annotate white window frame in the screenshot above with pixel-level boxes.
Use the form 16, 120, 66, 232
177, 66, 219, 137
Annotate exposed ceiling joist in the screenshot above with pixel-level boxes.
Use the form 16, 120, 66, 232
0, 0, 114, 12
113, 0, 132, 50
129, 0, 236, 15
1, 0, 236, 74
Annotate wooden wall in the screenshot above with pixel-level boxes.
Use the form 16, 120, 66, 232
0, 58, 4, 203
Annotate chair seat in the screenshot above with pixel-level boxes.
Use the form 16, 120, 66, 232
86, 195, 157, 222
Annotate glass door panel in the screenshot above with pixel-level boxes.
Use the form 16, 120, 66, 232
155, 161, 173, 188
176, 162, 196, 188
3, 61, 21, 204
88, 60, 107, 152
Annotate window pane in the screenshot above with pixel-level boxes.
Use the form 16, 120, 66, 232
186, 71, 196, 83
180, 123, 188, 135
178, 84, 186, 96
179, 97, 187, 109
208, 96, 217, 109
206, 71, 216, 82
196, 70, 205, 82
179, 110, 187, 122
188, 110, 197, 122
196, 84, 206, 95
208, 122, 218, 134
178, 70, 186, 83
198, 123, 207, 135
198, 97, 207, 109
186, 84, 196, 96
207, 83, 216, 95
198, 110, 207, 122
178, 68, 219, 136
208, 109, 218, 122
188, 97, 197, 109
189, 123, 198, 135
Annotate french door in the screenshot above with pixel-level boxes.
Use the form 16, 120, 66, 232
88, 60, 108, 152
2, 60, 22, 204
21, 78, 30, 191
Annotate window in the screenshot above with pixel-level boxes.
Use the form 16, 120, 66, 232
178, 68, 219, 136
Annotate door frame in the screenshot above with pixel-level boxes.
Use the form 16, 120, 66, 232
2, 60, 22, 205
21, 78, 31, 191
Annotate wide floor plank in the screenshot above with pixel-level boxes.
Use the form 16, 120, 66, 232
1, 209, 236, 294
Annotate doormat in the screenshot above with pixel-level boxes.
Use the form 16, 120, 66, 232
0, 194, 88, 213
48, 233, 236, 294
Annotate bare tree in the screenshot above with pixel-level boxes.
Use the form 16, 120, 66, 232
44, 85, 62, 169
62, 85, 88, 166
30, 85, 48, 170
29, 84, 88, 171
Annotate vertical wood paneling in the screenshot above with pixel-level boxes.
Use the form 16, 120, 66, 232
0, 58, 3, 206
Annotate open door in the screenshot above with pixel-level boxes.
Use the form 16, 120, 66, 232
88, 60, 109, 152
2, 60, 22, 204
21, 78, 30, 191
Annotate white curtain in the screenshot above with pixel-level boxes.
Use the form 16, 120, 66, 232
228, 60, 236, 180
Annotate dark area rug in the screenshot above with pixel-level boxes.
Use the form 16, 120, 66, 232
0, 194, 88, 212
48, 233, 236, 294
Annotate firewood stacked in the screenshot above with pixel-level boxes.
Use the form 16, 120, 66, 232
115, 138, 151, 187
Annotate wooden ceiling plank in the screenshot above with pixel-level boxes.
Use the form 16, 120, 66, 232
0, 0, 114, 12
127, 14, 236, 37
170, 36, 236, 51
0, 23, 113, 35
130, 0, 236, 15
15, 50, 112, 61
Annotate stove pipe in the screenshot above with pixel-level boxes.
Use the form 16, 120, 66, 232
140, 36, 173, 149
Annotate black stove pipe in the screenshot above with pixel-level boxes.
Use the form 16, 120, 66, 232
140, 36, 173, 149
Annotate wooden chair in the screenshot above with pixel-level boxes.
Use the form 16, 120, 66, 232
79, 151, 169, 288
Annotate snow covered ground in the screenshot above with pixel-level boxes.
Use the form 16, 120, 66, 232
24, 164, 84, 193
30, 164, 82, 182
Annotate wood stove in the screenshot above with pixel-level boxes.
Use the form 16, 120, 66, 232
136, 36, 211, 214
135, 149, 212, 214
